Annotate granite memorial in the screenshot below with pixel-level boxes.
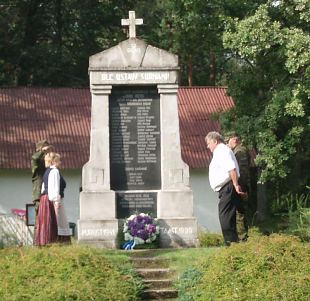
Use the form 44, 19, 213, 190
78, 11, 198, 248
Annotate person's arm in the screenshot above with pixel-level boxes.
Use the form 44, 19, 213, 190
229, 168, 246, 196
31, 151, 45, 176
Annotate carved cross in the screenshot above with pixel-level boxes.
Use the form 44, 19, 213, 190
121, 11, 143, 38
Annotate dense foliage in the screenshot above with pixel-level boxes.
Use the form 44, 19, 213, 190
0, 0, 138, 86
0, 0, 266, 87
221, 0, 310, 193
0, 245, 142, 300
156, 0, 266, 85
177, 234, 310, 301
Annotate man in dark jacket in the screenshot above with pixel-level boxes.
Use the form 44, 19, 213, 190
31, 139, 53, 211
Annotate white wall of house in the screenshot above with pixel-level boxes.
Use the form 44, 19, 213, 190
0, 170, 81, 224
190, 168, 221, 232
0, 168, 221, 233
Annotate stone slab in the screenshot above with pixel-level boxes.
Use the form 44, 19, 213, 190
77, 219, 118, 248
89, 39, 178, 69
157, 191, 194, 218
90, 70, 179, 85
158, 218, 198, 247
79, 191, 116, 219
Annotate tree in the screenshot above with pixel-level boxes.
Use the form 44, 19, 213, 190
153, 0, 226, 86
0, 0, 266, 87
0, 0, 137, 86
221, 0, 310, 198
154, 0, 267, 86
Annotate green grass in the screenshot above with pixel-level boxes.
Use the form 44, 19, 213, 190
0, 244, 143, 301
1, 231, 309, 301
154, 247, 218, 275
176, 234, 310, 301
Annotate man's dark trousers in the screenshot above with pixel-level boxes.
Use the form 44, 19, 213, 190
218, 181, 241, 245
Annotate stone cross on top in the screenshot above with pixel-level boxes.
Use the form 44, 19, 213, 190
121, 11, 143, 38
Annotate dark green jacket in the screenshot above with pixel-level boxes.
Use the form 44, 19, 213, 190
233, 144, 250, 190
31, 150, 46, 201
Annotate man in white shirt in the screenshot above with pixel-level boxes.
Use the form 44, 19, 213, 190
205, 131, 245, 245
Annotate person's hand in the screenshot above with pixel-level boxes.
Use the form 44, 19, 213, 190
234, 184, 247, 197
54, 201, 61, 209
42, 145, 52, 152
240, 191, 248, 199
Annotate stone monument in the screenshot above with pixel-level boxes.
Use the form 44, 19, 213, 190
78, 11, 198, 248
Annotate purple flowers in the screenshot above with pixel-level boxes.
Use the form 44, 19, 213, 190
123, 213, 159, 245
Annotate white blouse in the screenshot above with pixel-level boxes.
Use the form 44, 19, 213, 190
41, 165, 61, 201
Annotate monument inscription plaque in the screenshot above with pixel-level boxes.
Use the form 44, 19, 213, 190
109, 87, 160, 218
110, 86, 161, 190
116, 192, 157, 218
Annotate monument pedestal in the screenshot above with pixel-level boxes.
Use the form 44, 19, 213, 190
158, 218, 198, 247
157, 190, 197, 247
78, 219, 119, 248
79, 191, 115, 219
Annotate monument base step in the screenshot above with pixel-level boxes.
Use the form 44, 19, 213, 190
136, 268, 172, 279
77, 240, 117, 249
143, 279, 173, 290
131, 256, 170, 268
141, 289, 178, 300
131, 252, 178, 300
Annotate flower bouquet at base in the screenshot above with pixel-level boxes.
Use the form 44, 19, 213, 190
122, 213, 160, 250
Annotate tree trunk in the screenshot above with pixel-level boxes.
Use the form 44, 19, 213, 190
256, 169, 269, 222
209, 51, 216, 86
188, 54, 193, 86
18, 1, 40, 85
55, 0, 63, 51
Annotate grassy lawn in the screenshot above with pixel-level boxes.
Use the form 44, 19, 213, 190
0, 244, 143, 301
147, 247, 218, 275
1, 231, 309, 300
172, 234, 310, 301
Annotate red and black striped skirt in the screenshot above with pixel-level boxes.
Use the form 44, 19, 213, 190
35, 194, 58, 246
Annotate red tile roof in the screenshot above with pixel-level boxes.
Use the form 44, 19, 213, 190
178, 87, 235, 168
0, 87, 234, 169
0, 87, 91, 169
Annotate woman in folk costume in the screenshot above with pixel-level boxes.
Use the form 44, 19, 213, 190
46, 153, 71, 243
35, 152, 58, 246
36, 153, 71, 245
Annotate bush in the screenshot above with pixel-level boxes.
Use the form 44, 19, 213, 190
272, 192, 309, 214
0, 245, 143, 301
179, 234, 310, 300
198, 231, 224, 247
176, 268, 203, 301
273, 192, 310, 241
287, 207, 310, 242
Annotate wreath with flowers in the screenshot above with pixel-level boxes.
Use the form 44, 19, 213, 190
123, 213, 159, 248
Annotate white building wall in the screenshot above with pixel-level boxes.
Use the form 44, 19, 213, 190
0, 170, 81, 224
0, 168, 221, 233
190, 168, 221, 233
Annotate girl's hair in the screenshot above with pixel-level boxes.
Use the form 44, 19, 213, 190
44, 152, 61, 167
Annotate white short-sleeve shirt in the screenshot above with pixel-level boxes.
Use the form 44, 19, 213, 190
209, 143, 240, 192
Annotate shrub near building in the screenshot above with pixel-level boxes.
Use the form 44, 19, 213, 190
0, 245, 142, 301
178, 234, 310, 301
